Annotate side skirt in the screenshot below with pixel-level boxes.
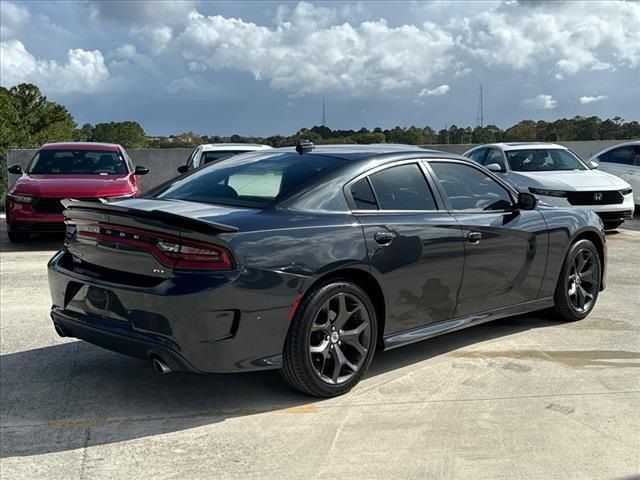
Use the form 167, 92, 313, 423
383, 297, 554, 351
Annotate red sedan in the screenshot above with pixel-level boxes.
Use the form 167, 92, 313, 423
5, 142, 149, 242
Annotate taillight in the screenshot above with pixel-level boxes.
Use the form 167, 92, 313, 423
74, 222, 233, 270
157, 239, 233, 270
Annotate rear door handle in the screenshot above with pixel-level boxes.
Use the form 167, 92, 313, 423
467, 232, 482, 244
374, 232, 395, 245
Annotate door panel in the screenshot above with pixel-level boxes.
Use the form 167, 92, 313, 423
451, 210, 549, 316
357, 213, 465, 334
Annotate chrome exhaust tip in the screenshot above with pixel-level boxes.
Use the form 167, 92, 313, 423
151, 357, 172, 375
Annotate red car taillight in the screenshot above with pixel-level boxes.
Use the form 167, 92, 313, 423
74, 222, 234, 270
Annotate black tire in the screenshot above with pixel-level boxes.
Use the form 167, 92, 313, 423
552, 239, 601, 321
603, 221, 623, 231
7, 230, 30, 242
281, 279, 378, 397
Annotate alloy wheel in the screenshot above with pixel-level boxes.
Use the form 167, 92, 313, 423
308, 292, 371, 385
567, 248, 598, 312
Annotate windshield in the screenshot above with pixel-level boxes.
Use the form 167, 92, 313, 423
28, 150, 127, 175
152, 152, 346, 208
506, 149, 587, 172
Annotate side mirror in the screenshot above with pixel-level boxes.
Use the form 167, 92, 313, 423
517, 192, 538, 210
588, 160, 599, 169
7, 165, 22, 175
486, 163, 506, 173
134, 166, 149, 175
177, 165, 189, 174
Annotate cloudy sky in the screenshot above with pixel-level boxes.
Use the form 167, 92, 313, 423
1, 0, 638, 136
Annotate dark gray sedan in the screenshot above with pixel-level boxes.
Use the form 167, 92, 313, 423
48, 142, 606, 397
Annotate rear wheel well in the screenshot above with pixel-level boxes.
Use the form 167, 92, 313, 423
301, 269, 386, 347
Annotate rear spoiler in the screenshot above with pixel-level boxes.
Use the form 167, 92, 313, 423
61, 199, 239, 234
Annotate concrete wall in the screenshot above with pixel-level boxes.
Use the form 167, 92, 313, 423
4, 140, 631, 191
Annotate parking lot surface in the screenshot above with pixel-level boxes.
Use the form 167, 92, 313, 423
1, 217, 639, 480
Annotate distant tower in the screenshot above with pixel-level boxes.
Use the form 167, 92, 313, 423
322, 96, 327, 126
476, 84, 484, 128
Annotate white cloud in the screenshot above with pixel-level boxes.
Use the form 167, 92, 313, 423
579, 95, 608, 105
454, 1, 640, 78
419, 85, 450, 96
0, 1, 30, 39
177, 3, 457, 95
521, 94, 557, 110
131, 25, 173, 54
0, 39, 109, 93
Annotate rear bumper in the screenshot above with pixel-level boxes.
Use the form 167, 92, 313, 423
47, 250, 298, 373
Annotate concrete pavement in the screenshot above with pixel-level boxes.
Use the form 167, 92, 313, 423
1, 218, 639, 479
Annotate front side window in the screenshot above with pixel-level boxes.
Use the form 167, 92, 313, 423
28, 150, 127, 175
368, 163, 437, 210
603, 146, 635, 165
505, 149, 587, 172
202, 151, 249, 165
153, 153, 344, 208
485, 148, 507, 170
468, 148, 487, 165
430, 162, 513, 211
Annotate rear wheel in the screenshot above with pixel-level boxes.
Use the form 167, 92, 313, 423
603, 220, 623, 230
281, 280, 377, 397
7, 230, 30, 242
552, 239, 601, 321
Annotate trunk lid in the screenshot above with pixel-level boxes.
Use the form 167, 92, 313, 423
62, 198, 244, 283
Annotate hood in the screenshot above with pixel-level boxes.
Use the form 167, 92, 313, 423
11, 174, 134, 198
505, 169, 630, 191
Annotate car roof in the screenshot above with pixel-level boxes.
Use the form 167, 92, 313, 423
199, 143, 273, 152
39, 142, 122, 152
483, 142, 567, 151
268, 144, 460, 163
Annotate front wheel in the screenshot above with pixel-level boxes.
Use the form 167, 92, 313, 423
552, 239, 602, 321
281, 280, 377, 397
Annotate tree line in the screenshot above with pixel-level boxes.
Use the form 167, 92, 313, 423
2, 82, 640, 197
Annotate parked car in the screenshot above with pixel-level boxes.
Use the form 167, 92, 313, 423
177, 143, 273, 173
463, 142, 634, 230
5, 142, 148, 242
588, 141, 640, 206
49, 142, 606, 397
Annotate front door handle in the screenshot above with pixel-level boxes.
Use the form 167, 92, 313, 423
467, 231, 482, 244
374, 231, 395, 246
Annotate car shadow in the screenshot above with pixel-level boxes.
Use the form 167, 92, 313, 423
0, 231, 64, 253
1, 313, 559, 458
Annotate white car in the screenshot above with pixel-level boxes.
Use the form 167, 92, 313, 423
588, 141, 640, 206
463, 143, 634, 229
178, 143, 273, 173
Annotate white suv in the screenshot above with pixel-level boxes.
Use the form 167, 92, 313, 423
178, 143, 273, 173
588, 141, 640, 206
463, 142, 634, 229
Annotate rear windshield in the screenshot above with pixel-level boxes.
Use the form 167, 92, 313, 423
152, 152, 346, 208
28, 150, 127, 174
506, 149, 587, 172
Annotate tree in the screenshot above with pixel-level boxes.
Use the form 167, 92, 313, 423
505, 120, 537, 141
8, 83, 76, 146
91, 121, 148, 148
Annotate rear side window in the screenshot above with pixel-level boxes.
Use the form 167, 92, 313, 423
368, 164, 437, 210
351, 179, 378, 210
430, 162, 513, 211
